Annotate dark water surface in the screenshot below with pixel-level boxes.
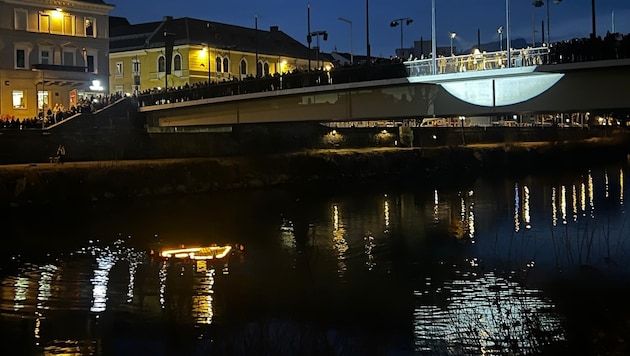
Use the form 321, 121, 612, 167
1, 160, 630, 355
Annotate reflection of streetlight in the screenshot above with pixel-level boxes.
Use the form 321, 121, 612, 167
390, 17, 413, 55
449, 32, 456, 56
338, 17, 353, 64
497, 26, 504, 51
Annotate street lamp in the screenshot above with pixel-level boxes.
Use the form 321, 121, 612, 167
431, 0, 436, 74
506, 0, 511, 68
338, 17, 354, 64
497, 26, 504, 51
390, 17, 413, 56
449, 32, 456, 56
309, 30, 328, 69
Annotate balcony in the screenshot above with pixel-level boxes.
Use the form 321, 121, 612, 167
31, 64, 88, 73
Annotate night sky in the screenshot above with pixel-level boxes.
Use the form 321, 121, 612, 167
108, 0, 630, 57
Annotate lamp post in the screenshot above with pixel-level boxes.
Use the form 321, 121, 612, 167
366, 0, 370, 64
506, 0, 511, 68
449, 32, 456, 56
255, 13, 259, 78
307, 2, 312, 71
309, 30, 328, 69
591, 0, 596, 39
390, 17, 413, 56
498, 26, 504, 51
431, 0, 436, 74
338, 17, 353, 64
543, 1, 563, 45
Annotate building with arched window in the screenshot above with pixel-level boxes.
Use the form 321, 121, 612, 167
108, 16, 330, 96
0, 0, 112, 120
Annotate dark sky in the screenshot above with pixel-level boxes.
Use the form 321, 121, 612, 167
108, 0, 629, 56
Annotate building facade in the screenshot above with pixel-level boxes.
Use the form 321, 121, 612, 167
109, 16, 328, 96
0, 0, 113, 120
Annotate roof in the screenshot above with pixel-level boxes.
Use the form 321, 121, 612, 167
109, 16, 311, 60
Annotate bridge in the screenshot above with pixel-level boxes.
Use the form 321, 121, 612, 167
137, 47, 630, 131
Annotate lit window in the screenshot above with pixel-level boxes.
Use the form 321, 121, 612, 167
115, 61, 123, 76
39, 13, 50, 33
63, 15, 75, 35
12, 90, 26, 109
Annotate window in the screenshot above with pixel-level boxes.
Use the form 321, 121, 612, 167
240, 59, 247, 76
173, 54, 182, 71
86, 55, 95, 73
63, 15, 75, 35
132, 58, 140, 75
158, 55, 165, 73
39, 13, 50, 33
115, 85, 123, 94
37, 91, 49, 112
63, 50, 75, 66
12, 90, 26, 109
85, 17, 95, 37
40, 49, 51, 64
115, 61, 123, 77
216, 56, 222, 72
263, 62, 270, 77
51, 13, 62, 33
15, 48, 26, 68
15, 9, 27, 31
223, 58, 229, 73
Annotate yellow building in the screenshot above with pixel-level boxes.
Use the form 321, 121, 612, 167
109, 16, 328, 96
0, 0, 112, 120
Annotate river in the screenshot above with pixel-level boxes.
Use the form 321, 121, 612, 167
1, 158, 629, 355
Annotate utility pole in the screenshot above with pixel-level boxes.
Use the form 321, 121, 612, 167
366, 0, 371, 64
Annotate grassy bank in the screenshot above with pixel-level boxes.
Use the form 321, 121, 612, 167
0, 138, 627, 207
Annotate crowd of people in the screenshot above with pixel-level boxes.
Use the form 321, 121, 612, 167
2, 32, 628, 122
136, 32, 630, 108
0, 93, 123, 130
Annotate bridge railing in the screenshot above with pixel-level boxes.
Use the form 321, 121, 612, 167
137, 47, 550, 107
404, 46, 550, 77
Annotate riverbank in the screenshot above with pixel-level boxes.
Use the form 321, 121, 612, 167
0, 137, 628, 207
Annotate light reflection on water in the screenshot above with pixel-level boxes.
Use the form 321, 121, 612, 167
0, 162, 628, 354
414, 271, 565, 355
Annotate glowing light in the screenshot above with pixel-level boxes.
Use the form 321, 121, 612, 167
619, 169, 623, 205
332, 204, 348, 277
514, 183, 520, 232
588, 171, 594, 218
551, 187, 557, 227
560, 185, 567, 225
89, 80, 104, 91
160, 245, 233, 260
523, 185, 531, 229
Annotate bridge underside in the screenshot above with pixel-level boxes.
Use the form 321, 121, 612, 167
141, 61, 630, 129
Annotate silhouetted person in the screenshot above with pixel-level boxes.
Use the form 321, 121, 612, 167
56, 144, 66, 164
